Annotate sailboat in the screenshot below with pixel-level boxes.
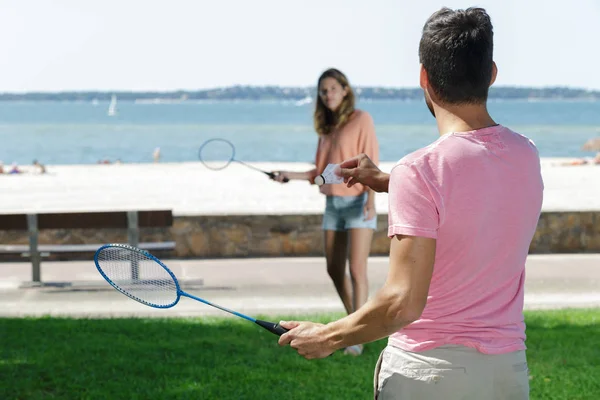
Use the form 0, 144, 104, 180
107, 94, 118, 116
294, 95, 313, 106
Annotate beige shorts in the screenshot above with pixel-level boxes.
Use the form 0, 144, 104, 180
373, 344, 529, 400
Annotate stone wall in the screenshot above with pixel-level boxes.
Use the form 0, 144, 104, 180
532, 211, 600, 253
0, 211, 599, 260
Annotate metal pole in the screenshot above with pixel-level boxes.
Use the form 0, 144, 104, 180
27, 214, 41, 283
127, 211, 140, 281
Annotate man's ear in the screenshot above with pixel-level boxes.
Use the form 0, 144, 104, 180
490, 61, 498, 86
419, 64, 428, 90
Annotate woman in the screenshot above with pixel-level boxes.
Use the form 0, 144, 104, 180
274, 68, 379, 355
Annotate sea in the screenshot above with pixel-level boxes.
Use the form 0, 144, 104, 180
0, 99, 598, 165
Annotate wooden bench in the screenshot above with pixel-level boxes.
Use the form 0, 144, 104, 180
0, 210, 174, 282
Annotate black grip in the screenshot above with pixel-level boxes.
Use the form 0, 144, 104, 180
255, 319, 289, 336
267, 172, 289, 183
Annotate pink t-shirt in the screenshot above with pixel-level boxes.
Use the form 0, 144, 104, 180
387, 125, 544, 355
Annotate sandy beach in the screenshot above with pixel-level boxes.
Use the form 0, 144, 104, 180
1, 158, 599, 216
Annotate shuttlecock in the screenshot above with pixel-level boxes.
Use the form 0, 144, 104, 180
315, 163, 344, 186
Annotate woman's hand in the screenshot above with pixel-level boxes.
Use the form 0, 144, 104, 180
363, 204, 376, 221
272, 171, 290, 183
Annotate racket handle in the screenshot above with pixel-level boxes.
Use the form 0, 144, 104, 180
255, 319, 289, 336
267, 172, 289, 183
256, 319, 335, 357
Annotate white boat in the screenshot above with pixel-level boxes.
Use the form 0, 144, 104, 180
107, 95, 118, 116
294, 95, 313, 106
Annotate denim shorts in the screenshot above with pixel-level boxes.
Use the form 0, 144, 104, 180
322, 192, 377, 231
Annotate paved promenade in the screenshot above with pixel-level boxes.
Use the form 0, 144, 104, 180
1, 254, 599, 318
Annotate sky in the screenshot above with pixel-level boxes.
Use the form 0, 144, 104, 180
1, 0, 599, 92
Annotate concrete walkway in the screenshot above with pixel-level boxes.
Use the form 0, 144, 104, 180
1, 254, 599, 318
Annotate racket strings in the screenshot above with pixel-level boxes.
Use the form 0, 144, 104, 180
96, 247, 178, 307
199, 139, 235, 170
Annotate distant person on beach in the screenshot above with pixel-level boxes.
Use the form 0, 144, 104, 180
559, 137, 600, 165
278, 8, 543, 399
559, 152, 600, 166
273, 68, 380, 356
0, 161, 4, 174
153, 147, 161, 163
32, 159, 46, 174
8, 162, 22, 174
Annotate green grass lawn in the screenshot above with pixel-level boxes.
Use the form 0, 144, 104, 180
1, 309, 598, 399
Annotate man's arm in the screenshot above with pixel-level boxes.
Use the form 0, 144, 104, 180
338, 154, 390, 193
278, 234, 436, 358
323, 234, 435, 348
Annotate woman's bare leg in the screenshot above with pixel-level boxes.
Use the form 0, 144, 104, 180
324, 229, 353, 314
348, 228, 374, 312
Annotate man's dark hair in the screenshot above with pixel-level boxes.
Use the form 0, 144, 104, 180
419, 7, 494, 104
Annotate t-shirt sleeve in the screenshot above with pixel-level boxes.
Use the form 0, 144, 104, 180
388, 164, 440, 239
359, 113, 379, 165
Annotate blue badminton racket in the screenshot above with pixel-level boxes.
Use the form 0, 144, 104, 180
93, 243, 288, 336
198, 138, 288, 182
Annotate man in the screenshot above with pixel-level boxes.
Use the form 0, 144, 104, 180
278, 7, 544, 400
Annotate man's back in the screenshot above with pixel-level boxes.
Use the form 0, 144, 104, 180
387, 124, 544, 354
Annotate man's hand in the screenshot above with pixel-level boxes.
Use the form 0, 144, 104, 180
277, 321, 336, 359
339, 154, 389, 193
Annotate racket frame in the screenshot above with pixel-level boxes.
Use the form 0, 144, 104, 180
198, 138, 288, 182
94, 243, 288, 336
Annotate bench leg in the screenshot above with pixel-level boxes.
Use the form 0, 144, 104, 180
27, 214, 41, 283
127, 211, 140, 281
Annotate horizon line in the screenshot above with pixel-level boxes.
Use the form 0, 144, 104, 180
1, 84, 600, 95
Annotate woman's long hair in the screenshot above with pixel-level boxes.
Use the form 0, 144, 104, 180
313, 68, 356, 136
